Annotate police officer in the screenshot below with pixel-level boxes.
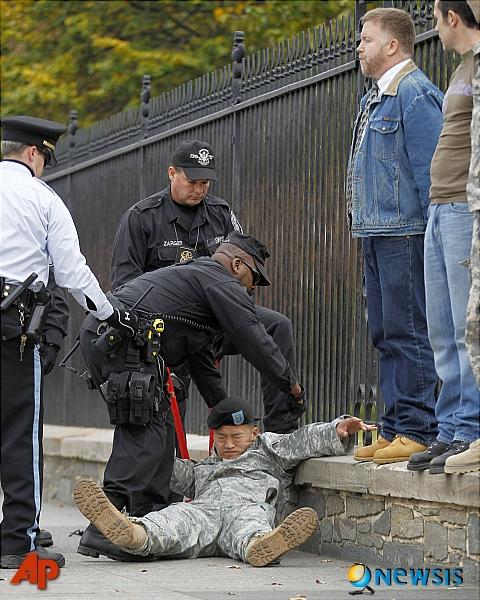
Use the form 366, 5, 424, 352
77, 233, 306, 561
0, 116, 134, 568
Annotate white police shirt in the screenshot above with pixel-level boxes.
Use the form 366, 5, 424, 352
0, 161, 113, 320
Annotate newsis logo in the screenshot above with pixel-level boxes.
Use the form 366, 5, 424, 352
347, 563, 463, 594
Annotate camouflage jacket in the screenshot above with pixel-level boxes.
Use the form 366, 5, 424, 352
171, 419, 353, 510
467, 41, 480, 212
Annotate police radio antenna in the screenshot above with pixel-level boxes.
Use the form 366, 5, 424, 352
130, 284, 153, 310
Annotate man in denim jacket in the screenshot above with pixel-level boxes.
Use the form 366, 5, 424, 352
346, 8, 444, 463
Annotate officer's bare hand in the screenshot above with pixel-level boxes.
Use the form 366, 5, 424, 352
336, 417, 376, 439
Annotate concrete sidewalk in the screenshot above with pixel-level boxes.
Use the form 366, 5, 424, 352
0, 501, 476, 599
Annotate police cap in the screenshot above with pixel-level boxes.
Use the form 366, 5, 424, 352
170, 140, 218, 181
0, 115, 66, 167
207, 396, 259, 429
223, 231, 271, 286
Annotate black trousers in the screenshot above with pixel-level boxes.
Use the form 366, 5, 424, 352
80, 316, 169, 517
173, 306, 299, 435
1, 321, 43, 554
217, 306, 299, 433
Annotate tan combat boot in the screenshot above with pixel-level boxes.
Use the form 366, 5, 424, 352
444, 439, 480, 474
245, 507, 318, 567
354, 435, 391, 461
73, 479, 147, 549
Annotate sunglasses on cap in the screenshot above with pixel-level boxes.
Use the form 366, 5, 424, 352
237, 257, 261, 286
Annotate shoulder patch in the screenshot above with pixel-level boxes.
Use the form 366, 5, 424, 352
230, 211, 242, 232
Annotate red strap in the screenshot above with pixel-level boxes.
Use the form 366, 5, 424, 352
166, 368, 190, 460
208, 358, 222, 454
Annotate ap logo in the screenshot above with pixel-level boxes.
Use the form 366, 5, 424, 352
10, 552, 60, 590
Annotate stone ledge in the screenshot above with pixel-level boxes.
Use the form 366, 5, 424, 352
44, 424, 211, 463
295, 455, 480, 509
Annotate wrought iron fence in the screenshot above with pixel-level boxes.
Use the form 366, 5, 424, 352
43, 0, 455, 435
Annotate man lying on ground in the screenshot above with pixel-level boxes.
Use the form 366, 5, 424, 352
74, 397, 373, 567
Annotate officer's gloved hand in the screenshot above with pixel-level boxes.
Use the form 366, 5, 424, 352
288, 384, 307, 419
106, 308, 138, 338
39, 343, 60, 375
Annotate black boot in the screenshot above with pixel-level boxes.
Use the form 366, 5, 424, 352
77, 524, 153, 562
35, 529, 54, 547
0, 545, 65, 569
407, 441, 451, 471
429, 441, 471, 474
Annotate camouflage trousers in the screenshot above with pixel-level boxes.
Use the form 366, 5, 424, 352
127, 499, 276, 561
466, 212, 480, 387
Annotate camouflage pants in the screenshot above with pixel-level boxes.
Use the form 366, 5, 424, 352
127, 500, 275, 561
466, 212, 480, 387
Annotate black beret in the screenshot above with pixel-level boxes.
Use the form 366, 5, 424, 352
207, 396, 259, 429
1, 115, 66, 166
223, 231, 271, 286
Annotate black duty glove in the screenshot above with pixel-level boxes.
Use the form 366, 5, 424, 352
39, 343, 60, 375
289, 385, 307, 419
105, 308, 138, 338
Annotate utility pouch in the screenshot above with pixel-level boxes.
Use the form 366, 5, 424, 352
105, 371, 130, 425
25, 285, 52, 341
128, 371, 159, 425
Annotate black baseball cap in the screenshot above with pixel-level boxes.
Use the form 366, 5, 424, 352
223, 231, 271, 286
207, 397, 260, 429
170, 140, 218, 181
1, 115, 66, 167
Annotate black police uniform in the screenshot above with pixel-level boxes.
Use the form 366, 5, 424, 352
111, 187, 300, 434
80, 256, 298, 520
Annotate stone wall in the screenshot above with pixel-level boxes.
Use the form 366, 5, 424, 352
295, 456, 480, 585
299, 488, 479, 583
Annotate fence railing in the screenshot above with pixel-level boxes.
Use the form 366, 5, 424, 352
43, 0, 454, 435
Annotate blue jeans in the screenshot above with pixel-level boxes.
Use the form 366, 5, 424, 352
425, 203, 480, 444
363, 236, 438, 445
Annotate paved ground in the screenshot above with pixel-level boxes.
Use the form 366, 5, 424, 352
0, 502, 477, 600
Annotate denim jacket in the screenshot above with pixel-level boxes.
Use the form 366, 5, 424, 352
347, 61, 444, 237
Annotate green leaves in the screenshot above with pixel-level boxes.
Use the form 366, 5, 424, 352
1, 0, 353, 126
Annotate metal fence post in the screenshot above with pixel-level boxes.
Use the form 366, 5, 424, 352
140, 74, 152, 136
232, 31, 245, 105
140, 74, 151, 199
68, 110, 78, 158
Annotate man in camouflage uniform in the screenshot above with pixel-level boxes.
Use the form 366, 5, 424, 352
465, 35, 480, 387
73, 397, 372, 566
